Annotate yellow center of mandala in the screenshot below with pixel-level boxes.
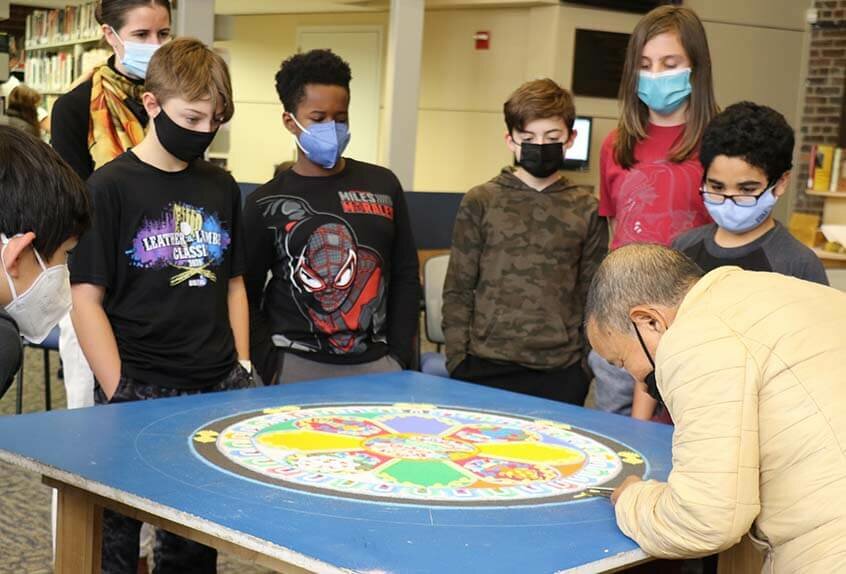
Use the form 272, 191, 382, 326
362, 434, 480, 460
255, 429, 586, 472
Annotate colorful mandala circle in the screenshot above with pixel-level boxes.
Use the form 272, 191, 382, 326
191, 404, 645, 507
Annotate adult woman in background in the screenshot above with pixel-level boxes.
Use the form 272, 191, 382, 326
51, 0, 172, 180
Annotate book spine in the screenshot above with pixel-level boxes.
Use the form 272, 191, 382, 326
808, 144, 817, 189
830, 148, 843, 193
814, 145, 835, 192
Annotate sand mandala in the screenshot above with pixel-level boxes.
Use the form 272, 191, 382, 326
191, 403, 645, 507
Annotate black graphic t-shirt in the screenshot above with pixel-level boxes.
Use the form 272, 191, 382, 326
70, 151, 245, 389
243, 158, 420, 369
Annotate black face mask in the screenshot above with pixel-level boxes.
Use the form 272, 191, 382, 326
154, 108, 217, 162
518, 142, 564, 178
632, 321, 663, 405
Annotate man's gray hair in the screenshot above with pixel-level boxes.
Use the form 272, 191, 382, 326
585, 244, 704, 332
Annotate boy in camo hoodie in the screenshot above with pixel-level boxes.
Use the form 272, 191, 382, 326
442, 79, 608, 404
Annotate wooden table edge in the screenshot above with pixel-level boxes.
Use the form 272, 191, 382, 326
2, 444, 652, 574
0, 446, 346, 573
46, 477, 326, 574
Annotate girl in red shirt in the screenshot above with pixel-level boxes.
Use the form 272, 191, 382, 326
600, 5, 718, 250
593, 6, 719, 423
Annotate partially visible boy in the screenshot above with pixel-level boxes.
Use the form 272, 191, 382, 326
0, 126, 90, 395
631, 101, 829, 421
442, 79, 608, 404
69, 38, 250, 573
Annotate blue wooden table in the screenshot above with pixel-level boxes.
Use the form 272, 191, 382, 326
0, 372, 672, 573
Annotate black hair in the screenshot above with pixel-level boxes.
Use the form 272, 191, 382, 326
274, 49, 352, 114
95, 0, 171, 31
700, 101, 794, 183
0, 127, 91, 259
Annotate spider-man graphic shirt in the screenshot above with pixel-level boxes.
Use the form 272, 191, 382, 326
69, 151, 245, 389
244, 159, 420, 371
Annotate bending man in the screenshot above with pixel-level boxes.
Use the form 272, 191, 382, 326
586, 243, 846, 572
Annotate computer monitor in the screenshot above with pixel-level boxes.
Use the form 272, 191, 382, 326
563, 116, 592, 171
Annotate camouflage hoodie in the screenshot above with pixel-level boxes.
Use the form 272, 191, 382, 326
442, 167, 608, 372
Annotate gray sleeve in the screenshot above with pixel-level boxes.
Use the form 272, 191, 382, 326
796, 254, 830, 286
767, 226, 830, 285
672, 225, 713, 252
0, 312, 21, 399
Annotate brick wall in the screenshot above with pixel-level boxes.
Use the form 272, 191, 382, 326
794, 0, 846, 214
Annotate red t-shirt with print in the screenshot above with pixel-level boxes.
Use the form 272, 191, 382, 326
599, 124, 710, 250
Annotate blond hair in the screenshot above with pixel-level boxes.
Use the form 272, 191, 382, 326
145, 37, 234, 123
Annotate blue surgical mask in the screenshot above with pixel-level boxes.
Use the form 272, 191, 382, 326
637, 68, 692, 115
111, 26, 161, 79
705, 186, 778, 234
291, 116, 351, 170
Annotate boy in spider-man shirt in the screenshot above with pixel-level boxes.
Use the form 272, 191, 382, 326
243, 49, 420, 384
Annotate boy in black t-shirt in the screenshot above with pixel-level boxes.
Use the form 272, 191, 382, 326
69, 38, 249, 573
243, 49, 420, 384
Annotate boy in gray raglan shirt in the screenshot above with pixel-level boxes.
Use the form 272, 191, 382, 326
673, 101, 827, 285
624, 102, 831, 423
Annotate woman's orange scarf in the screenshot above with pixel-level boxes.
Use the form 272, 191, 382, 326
88, 64, 145, 169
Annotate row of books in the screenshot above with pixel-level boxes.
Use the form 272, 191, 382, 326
25, 2, 100, 48
24, 48, 110, 93
808, 144, 846, 193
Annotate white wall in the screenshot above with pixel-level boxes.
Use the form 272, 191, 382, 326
413, 2, 808, 193
221, 1, 810, 196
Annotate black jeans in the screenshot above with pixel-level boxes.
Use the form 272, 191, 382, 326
93, 364, 254, 574
452, 354, 589, 406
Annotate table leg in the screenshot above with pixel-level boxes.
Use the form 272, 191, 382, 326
55, 483, 103, 574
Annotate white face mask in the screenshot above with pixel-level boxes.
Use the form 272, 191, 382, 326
1, 234, 71, 344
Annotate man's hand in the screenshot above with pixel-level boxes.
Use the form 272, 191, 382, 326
611, 475, 642, 505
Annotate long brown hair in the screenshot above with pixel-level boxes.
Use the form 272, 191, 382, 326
7, 85, 42, 138
614, 5, 718, 169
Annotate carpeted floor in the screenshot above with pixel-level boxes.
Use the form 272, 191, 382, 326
0, 347, 273, 574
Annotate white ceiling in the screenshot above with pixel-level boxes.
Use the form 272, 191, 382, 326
10, 1, 389, 14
